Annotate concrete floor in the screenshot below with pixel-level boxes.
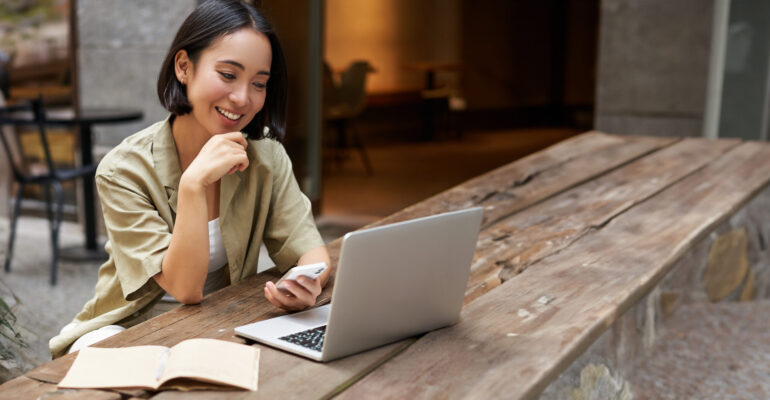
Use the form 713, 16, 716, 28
629, 300, 770, 399
0, 216, 101, 371
0, 127, 579, 375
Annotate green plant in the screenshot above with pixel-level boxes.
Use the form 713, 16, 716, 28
0, 280, 28, 383
0, 296, 26, 361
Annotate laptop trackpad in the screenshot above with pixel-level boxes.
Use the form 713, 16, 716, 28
236, 304, 330, 340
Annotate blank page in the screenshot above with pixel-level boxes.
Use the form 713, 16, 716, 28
59, 345, 168, 389
161, 338, 259, 391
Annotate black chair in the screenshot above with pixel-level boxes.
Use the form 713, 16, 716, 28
0, 97, 98, 285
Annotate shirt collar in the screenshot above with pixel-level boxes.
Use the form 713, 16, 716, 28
152, 115, 182, 192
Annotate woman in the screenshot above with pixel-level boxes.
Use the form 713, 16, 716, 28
50, 0, 330, 358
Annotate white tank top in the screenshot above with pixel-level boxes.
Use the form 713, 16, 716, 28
161, 218, 228, 302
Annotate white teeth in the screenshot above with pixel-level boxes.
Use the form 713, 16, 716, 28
216, 107, 242, 121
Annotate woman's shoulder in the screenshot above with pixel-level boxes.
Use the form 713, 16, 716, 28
96, 120, 169, 180
247, 137, 288, 168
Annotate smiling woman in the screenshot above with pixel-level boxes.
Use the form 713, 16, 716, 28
174, 30, 271, 137
48, 0, 331, 359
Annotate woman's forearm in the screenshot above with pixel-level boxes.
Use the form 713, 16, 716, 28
154, 178, 210, 303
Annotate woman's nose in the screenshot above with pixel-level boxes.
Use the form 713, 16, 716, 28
229, 84, 249, 107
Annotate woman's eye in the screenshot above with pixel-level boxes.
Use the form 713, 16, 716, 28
253, 82, 267, 90
218, 71, 236, 80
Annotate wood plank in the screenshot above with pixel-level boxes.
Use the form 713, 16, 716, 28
0, 376, 119, 400
463, 137, 740, 304
321, 132, 675, 282
362, 132, 676, 231
339, 142, 770, 399
319, 132, 677, 304
0, 376, 55, 400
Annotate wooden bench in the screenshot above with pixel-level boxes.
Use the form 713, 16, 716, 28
2, 131, 769, 399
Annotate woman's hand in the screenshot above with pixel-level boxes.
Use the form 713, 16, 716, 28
181, 132, 249, 188
264, 275, 323, 311
264, 246, 331, 311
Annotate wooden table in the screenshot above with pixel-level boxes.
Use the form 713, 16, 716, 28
3, 131, 770, 399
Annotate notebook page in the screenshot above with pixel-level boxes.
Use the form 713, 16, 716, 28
58, 345, 168, 389
161, 338, 259, 391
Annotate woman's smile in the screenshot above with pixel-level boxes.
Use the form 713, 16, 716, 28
215, 106, 243, 121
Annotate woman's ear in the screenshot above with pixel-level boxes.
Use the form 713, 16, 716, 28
174, 50, 191, 85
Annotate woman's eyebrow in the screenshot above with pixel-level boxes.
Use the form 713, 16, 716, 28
218, 60, 245, 70
217, 60, 270, 76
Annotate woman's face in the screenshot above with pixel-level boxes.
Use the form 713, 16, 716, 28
176, 28, 272, 136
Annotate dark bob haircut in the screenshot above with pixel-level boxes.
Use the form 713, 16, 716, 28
157, 0, 287, 141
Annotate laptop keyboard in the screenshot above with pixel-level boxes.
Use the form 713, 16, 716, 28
278, 325, 327, 352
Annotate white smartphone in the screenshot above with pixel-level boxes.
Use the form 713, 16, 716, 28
276, 262, 328, 289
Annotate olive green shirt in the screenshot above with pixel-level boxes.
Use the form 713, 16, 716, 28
49, 118, 323, 358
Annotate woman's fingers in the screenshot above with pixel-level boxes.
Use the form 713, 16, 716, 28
264, 282, 304, 311
188, 133, 249, 182
220, 131, 248, 148
264, 278, 321, 311
264, 284, 289, 309
296, 276, 322, 297
219, 135, 249, 172
281, 279, 315, 306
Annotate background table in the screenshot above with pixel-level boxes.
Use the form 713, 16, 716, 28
35, 108, 143, 259
3, 131, 770, 399
403, 61, 462, 140
403, 61, 461, 90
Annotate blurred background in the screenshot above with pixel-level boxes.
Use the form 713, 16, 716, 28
1, 0, 600, 228
1, 0, 770, 375
3, 0, 769, 229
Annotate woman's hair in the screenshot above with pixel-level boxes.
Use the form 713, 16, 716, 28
157, 0, 287, 141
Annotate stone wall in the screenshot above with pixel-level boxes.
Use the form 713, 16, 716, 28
77, 0, 197, 149
72, 0, 197, 234
594, 0, 714, 137
539, 183, 770, 399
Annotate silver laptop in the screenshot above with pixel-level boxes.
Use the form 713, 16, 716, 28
234, 207, 483, 362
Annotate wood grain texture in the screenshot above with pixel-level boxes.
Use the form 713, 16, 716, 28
339, 141, 770, 399
0, 376, 119, 400
463, 138, 740, 304
322, 132, 675, 300
362, 132, 675, 231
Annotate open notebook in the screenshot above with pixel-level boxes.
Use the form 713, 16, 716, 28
58, 338, 259, 391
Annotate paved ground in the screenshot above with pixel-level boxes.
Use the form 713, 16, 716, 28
629, 300, 770, 399
0, 216, 101, 374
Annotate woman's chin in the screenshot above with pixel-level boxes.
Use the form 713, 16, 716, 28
209, 123, 245, 135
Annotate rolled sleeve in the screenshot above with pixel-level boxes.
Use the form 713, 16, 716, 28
96, 174, 171, 300
263, 145, 324, 271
